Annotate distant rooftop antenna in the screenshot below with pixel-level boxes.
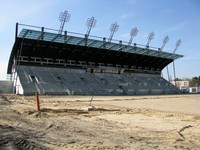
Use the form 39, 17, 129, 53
146, 32, 155, 48
108, 22, 119, 43
86, 16, 96, 37
160, 35, 169, 51
173, 39, 182, 53
128, 27, 138, 45
58, 10, 71, 34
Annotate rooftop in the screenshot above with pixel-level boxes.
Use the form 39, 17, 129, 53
18, 28, 182, 60
7, 23, 184, 74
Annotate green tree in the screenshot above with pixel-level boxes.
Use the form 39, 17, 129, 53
190, 76, 200, 87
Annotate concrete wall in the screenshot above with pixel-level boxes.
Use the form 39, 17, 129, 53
0, 81, 13, 94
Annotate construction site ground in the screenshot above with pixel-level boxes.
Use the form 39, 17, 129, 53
0, 94, 200, 150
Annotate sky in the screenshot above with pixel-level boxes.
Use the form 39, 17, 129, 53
0, 0, 200, 80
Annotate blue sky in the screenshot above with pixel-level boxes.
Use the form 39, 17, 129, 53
0, 0, 200, 80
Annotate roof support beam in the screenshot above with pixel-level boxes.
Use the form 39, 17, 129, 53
117, 45, 127, 52
51, 34, 61, 42
37, 27, 44, 41
87, 40, 98, 47
22, 30, 30, 39
99, 37, 107, 49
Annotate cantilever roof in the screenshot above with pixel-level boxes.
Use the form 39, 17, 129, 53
7, 28, 183, 74
18, 29, 182, 60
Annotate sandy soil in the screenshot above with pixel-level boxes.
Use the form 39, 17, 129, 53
0, 94, 200, 150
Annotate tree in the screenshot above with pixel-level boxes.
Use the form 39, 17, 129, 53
189, 76, 200, 87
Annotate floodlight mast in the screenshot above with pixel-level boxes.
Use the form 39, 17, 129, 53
160, 35, 169, 81
108, 22, 119, 43
160, 35, 169, 51
128, 27, 138, 45
86, 16, 96, 37
58, 11, 71, 34
173, 39, 182, 54
146, 32, 155, 48
172, 39, 182, 87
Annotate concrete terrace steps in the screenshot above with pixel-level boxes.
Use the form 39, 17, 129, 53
16, 66, 182, 95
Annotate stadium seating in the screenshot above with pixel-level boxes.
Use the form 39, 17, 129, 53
17, 66, 181, 95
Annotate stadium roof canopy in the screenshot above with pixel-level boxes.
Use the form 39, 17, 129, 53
7, 24, 183, 74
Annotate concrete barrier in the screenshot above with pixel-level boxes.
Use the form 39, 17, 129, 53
0, 81, 13, 93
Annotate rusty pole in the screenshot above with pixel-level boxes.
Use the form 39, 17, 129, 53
36, 92, 40, 111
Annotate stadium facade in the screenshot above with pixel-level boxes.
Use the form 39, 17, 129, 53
7, 23, 183, 95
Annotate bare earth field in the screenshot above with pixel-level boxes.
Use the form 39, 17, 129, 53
0, 94, 200, 150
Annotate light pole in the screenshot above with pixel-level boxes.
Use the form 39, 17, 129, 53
58, 11, 71, 34
160, 35, 169, 51
128, 27, 138, 45
146, 32, 155, 48
86, 16, 97, 37
108, 22, 119, 43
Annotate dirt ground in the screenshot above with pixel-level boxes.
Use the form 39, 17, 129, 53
0, 94, 200, 150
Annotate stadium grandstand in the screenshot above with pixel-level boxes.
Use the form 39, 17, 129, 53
7, 22, 183, 95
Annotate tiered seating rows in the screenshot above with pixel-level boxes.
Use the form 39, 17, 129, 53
17, 66, 181, 95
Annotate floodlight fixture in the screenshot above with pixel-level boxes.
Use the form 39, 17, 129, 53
173, 39, 182, 53
146, 32, 155, 48
128, 27, 138, 45
58, 11, 71, 34
160, 35, 169, 51
108, 22, 119, 43
86, 16, 97, 37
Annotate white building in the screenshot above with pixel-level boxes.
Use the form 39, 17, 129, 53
189, 87, 200, 93
171, 80, 189, 89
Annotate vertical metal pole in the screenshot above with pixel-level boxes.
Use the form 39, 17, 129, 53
64, 31, 67, 41
103, 37, 106, 49
85, 34, 88, 46
15, 23, 19, 41
173, 61, 176, 87
36, 92, 40, 111
166, 66, 170, 82
41, 27, 44, 40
